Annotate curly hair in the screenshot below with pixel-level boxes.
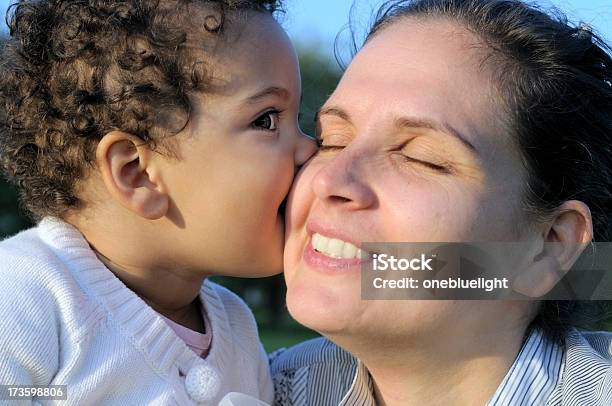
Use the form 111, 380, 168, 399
0, 0, 282, 219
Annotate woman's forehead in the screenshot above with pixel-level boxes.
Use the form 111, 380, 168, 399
349, 18, 492, 93
331, 21, 500, 133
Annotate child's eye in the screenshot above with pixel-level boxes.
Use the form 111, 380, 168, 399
252, 110, 280, 132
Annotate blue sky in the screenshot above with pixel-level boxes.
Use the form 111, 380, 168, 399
1, 0, 610, 60
283, 0, 611, 56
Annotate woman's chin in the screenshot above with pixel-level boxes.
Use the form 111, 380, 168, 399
286, 279, 360, 336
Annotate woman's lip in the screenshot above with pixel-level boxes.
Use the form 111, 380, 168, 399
303, 240, 368, 274
306, 219, 362, 249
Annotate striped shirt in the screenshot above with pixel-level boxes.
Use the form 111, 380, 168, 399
270, 327, 612, 405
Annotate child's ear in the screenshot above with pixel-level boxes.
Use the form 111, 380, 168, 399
96, 131, 169, 220
512, 201, 593, 297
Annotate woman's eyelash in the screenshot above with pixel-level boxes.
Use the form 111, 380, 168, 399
318, 144, 450, 173
319, 145, 344, 151
403, 156, 451, 173
315, 133, 345, 150
317, 135, 451, 174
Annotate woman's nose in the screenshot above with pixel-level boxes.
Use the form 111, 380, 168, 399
294, 130, 318, 167
311, 150, 376, 210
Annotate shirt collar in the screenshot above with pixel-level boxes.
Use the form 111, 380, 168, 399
338, 327, 563, 406
339, 359, 376, 406
487, 326, 563, 406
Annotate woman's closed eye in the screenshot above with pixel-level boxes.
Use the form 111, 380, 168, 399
315, 132, 348, 151
251, 110, 281, 132
394, 143, 453, 173
318, 143, 345, 152
401, 155, 451, 173
316, 136, 451, 173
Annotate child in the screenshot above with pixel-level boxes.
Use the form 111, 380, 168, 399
0, 0, 315, 404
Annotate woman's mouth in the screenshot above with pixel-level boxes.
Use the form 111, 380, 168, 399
304, 232, 369, 272
311, 233, 363, 259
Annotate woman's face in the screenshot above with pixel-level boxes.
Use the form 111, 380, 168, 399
284, 19, 535, 344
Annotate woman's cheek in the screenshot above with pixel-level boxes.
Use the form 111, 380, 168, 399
378, 177, 472, 241
286, 161, 318, 224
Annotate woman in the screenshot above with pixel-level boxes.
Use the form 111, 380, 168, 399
271, 0, 612, 405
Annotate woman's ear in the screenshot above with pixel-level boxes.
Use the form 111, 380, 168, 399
513, 200, 593, 297
96, 131, 169, 220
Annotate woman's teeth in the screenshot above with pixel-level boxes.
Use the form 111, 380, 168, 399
311, 233, 362, 259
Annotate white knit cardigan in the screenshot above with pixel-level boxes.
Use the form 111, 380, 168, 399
0, 217, 274, 405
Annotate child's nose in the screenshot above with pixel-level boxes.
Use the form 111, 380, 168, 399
294, 130, 318, 167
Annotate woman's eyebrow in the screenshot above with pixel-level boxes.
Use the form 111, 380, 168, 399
394, 116, 477, 153
315, 107, 476, 153
315, 106, 352, 124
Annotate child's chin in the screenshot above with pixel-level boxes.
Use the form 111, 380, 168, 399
222, 253, 284, 278
247, 255, 284, 278
223, 267, 282, 279
252, 267, 284, 278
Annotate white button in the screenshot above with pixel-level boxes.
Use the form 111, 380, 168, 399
185, 363, 221, 404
